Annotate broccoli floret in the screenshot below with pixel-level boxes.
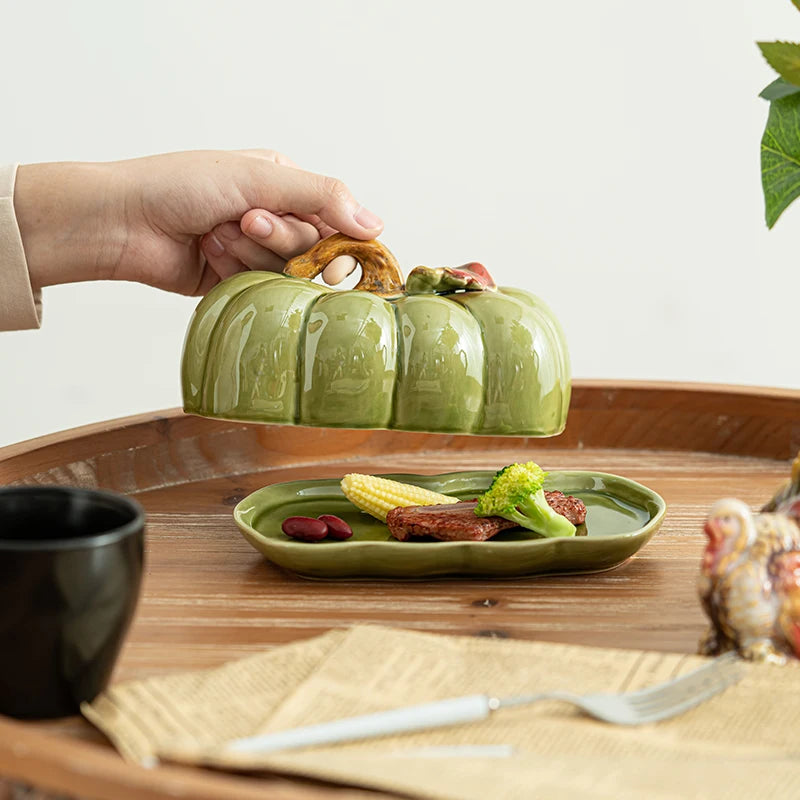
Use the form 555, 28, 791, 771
474, 462, 576, 538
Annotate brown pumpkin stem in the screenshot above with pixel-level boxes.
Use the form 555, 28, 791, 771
284, 234, 405, 297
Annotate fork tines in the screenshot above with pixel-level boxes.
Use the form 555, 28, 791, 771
630, 652, 743, 718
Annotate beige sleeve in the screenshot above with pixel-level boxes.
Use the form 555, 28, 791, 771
0, 163, 42, 330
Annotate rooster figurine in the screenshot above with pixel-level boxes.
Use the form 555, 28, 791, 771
698, 452, 800, 664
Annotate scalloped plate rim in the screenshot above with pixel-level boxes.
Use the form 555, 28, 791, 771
233, 470, 666, 578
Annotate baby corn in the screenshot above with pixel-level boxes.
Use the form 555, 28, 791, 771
340, 473, 458, 522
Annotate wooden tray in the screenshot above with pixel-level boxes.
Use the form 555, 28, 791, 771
0, 379, 798, 800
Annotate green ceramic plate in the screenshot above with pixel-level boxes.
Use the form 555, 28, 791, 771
234, 471, 666, 579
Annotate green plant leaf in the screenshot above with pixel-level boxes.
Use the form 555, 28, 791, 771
760, 77, 800, 100
761, 92, 800, 227
792, 0, 800, 11
758, 41, 800, 85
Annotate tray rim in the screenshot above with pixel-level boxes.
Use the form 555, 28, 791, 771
2, 378, 799, 464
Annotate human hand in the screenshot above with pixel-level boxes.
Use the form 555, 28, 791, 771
198, 151, 367, 294
14, 149, 381, 295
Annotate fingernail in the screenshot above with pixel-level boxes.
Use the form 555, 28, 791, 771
354, 206, 383, 230
248, 214, 273, 238
205, 233, 225, 257
218, 221, 241, 241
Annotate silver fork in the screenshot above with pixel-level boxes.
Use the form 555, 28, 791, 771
224, 652, 743, 755
496, 650, 743, 725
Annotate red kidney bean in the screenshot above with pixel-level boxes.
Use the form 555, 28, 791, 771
318, 514, 353, 540
281, 516, 329, 542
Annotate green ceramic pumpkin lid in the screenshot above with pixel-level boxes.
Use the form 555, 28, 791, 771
181, 235, 571, 436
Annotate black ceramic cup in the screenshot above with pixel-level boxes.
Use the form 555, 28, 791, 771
0, 486, 144, 719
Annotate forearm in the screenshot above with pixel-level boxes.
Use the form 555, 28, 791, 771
8, 149, 382, 299
14, 162, 127, 288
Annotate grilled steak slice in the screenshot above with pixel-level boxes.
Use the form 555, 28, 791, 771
387, 502, 517, 542
544, 490, 587, 526
386, 493, 588, 542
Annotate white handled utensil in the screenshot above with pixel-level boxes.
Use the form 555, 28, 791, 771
224, 652, 743, 755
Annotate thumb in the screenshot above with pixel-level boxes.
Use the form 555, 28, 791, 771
240, 158, 383, 240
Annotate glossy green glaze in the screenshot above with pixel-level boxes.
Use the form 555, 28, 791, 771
182, 273, 571, 435
234, 471, 666, 579
300, 292, 397, 428
393, 295, 484, 432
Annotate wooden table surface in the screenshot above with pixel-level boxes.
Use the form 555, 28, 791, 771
0, 379, 798, 800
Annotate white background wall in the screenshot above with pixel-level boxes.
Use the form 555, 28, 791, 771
1, 0, 798, 447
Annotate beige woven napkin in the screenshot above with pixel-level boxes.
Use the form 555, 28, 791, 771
82, 629, 346, 765
84, 625, 800, 800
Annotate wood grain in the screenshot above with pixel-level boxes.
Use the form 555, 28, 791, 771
0, 380, 798, 800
